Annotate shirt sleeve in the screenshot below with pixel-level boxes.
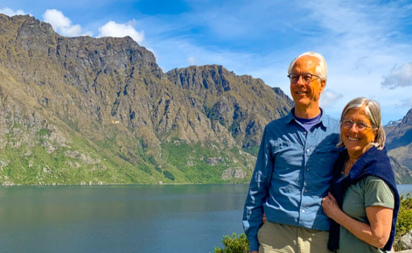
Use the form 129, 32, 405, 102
242, 126, 274, 252
364, 176, 395, 209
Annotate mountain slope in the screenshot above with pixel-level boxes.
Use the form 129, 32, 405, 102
386, 108, 412, 169
0, 14, 293, 185
166, 65, 293, 153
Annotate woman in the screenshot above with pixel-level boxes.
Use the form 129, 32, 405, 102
322, 97, 400, 253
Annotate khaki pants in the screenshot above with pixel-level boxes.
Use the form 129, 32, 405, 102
257, 221, 332, 253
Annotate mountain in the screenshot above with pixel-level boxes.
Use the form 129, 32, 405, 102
385, 108, 412, 171
0, 14, 293, 185
165, 66, 293, 150
390, 156, 412, 184
0, 14, 410, 185
386, 120, 401, 127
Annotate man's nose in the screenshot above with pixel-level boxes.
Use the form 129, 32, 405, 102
296, 75, 305, 85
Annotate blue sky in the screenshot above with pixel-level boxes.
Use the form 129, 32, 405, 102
1, 0, 412, 124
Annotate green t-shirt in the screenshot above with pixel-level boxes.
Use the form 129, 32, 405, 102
338, 176, 394, 253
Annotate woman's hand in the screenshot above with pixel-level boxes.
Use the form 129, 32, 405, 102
322, 192, 342, 220
262, 213, 267, 223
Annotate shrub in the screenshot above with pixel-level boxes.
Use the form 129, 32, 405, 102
394, 193, 412, 251
163, 170, 175, 181
214, 233, 249, 253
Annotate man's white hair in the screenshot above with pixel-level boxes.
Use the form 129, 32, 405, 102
287, 52, 327, 81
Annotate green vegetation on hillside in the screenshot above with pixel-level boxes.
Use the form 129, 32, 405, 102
161, 139, 251, 184
0, 121, 253, 185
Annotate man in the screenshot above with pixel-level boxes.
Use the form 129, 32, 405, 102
243, 52, 342, 253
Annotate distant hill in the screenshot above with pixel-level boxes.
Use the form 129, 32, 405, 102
0, 14, 293, 185
385, 108, 412, 173
390, 156, 412, 184
386, 120, 402, 127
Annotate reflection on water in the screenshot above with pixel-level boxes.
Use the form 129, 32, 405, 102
0, 184, 249, 253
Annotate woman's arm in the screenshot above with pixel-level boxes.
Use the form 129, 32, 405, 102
322, 192, 393, 249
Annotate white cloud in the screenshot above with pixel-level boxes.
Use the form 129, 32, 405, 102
381, 63, 412, 89
42, 9, 92, 37
399, 97, 412, 109
187, 56, 196, 65
320, 90, 343, 110
97, 21, 144, 44
0, 7, 27, 16
43, 9, 71, 29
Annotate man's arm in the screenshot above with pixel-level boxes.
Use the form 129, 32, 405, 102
242, 127, 274, 252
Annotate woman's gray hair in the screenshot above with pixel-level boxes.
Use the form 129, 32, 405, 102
337, 97, 386, 149
287, 52, 327, 81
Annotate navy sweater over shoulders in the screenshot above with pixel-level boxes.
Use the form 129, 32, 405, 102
328, 147, 400, 251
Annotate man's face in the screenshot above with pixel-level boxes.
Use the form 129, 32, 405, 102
289, 56, 325, 109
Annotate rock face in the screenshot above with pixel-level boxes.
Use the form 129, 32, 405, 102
390, 157, 412, 184
397, 230, 412, 251
166, 65, 293, 148
0, 14, 293, 185
386, 108, 412, 171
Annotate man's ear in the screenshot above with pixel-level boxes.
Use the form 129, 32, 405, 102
320, 79, 326, 94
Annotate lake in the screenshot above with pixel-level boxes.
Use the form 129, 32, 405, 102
0, 184, 248, 253
0, 184, 410, 253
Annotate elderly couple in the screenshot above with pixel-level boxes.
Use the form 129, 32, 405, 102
243, 52, 400, 253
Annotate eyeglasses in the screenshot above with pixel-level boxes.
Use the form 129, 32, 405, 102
341, 119, 374, 131
287, 73, 322, 84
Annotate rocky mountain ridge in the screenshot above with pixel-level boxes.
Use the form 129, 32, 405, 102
0, 14, 410, 185
0, 14, 293, 185
386, 108, 412, 179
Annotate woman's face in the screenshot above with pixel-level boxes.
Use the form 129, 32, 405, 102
341, 106, 378, 158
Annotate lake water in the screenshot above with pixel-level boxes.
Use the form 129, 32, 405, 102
0, 184, 410, 253
0, 184, 249, 253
